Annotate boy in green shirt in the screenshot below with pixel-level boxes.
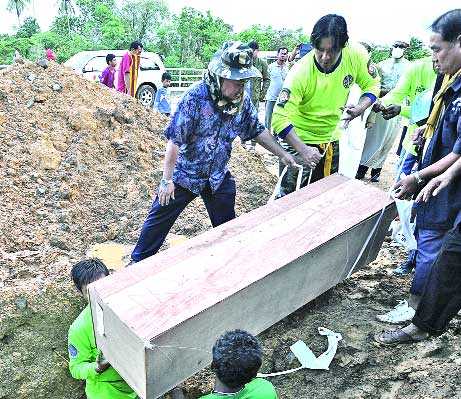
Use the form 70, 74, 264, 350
68, 259, 138, 399
200, 330, 277, 399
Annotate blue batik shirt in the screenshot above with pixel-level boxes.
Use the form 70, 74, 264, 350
416, 76, 461, 230
165, 81, 265, 194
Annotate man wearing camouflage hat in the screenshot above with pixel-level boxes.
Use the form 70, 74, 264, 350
130, 41, 309, 262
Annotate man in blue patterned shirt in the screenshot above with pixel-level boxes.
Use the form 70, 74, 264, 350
131, 41, 318, 262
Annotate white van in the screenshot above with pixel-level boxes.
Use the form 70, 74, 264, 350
64, 50, 165, 107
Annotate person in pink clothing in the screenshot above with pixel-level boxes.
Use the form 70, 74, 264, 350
117, 41, 143, 96
45, 48, 56, 61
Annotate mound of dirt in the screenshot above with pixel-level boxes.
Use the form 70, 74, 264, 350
0, 60, 276, 399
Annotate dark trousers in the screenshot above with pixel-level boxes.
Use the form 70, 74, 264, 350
131, 172, 236, 262
412, 225, 461, 335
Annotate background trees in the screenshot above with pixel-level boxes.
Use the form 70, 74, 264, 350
1, 0, 430, 66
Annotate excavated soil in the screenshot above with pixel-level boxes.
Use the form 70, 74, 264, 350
1, 61, 460, 399
0, 61, 276, 399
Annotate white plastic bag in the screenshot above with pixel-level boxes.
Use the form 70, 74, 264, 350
338, 85, 370, 178
390, 198, 417, 250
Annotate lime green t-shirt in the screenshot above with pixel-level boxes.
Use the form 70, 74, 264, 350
68, 305, 138, 399
271, 43, 380, 144
200, 378, 277, 399
382, 56, 436, 155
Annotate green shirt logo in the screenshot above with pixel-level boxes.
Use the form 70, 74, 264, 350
343, 75, 354, 88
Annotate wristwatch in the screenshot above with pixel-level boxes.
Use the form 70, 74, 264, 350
413, 171, 425, 186
160, 178, 173, 186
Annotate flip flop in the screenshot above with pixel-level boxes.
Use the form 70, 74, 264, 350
374, 329, 426, 346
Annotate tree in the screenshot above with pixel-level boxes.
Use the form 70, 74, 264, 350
57, 0, 76, 35
16, 17, 40, 38
120, 0, 169, 43
235, 25, 308, 52
406, 37, 431, 61
7, 0, 31, 24
157, 7, 232, 68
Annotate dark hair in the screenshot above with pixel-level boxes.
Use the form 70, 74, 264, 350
431, 9, 461, 42
277, 47, 288, 54
311, 14, 349, 51
161, 72, 172, 81
106, 53, 116, 64
211, 329, 262, 389
129, 41, 143, 51
71, 258, 109, 293
248, 41, 259, 51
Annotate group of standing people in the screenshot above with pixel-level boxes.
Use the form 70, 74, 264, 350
66, 8, 461, 399
99, 41, 172, 115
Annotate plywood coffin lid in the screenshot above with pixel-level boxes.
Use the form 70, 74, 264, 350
90, 175, 393, 342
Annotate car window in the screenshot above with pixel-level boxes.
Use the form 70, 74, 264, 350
84, 56, 108, 73
140, 57, 160, 71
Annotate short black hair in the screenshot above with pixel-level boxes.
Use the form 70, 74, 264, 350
161, 72, 172, 81
311, 14, 349, 51
277, 47, 288, 54
211, 329, 262, 389
129, 41, 143, 51
71, 258, 109, 293
106, 53, 116, 64
431, 9, 461, 42
248, 41, 259, 51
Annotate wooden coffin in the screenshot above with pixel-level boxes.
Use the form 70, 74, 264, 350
89, 174, 396, 398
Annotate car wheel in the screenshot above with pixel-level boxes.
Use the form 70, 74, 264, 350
137, 84, 156, 107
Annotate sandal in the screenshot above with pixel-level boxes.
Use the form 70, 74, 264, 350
374, 329, 426, 346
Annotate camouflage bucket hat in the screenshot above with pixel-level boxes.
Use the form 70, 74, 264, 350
208, 41, 262, 80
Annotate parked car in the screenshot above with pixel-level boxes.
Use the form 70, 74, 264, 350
64, 50, 165, 107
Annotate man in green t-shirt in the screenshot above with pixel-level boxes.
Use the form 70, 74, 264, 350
271, 14, 380, 197
200, 330, 277, 399
68, 259, 138, 399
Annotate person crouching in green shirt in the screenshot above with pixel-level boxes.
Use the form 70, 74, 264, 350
271, 14, 380, 197
68, 258, 138, 399
200, 330, 277, 399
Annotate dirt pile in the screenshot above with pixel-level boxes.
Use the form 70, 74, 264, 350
0, 60, 276, 399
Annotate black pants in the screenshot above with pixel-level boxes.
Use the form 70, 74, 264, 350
412, 225, 461, 335
131, 172, 236, 262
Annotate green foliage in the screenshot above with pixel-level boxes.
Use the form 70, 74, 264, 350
0, 0, 431, 69
120, 0, 169, 43
157, 7, 233, 68
370, 47, 390, 64
235, 25, 307, 52
16, 17, 40, 38
406, 37, 431, 61
370, 37, 430, 65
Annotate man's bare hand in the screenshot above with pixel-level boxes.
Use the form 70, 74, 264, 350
393, 175, 418, 199
382, 104, 401, 120
341, 104, 363, 129
96, 352, 111, 374
157, 181, 175, 206
298, 146, 322, 169
412, 125, 426, 146
416, 174, 450, 202
280, 152, 297, 167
